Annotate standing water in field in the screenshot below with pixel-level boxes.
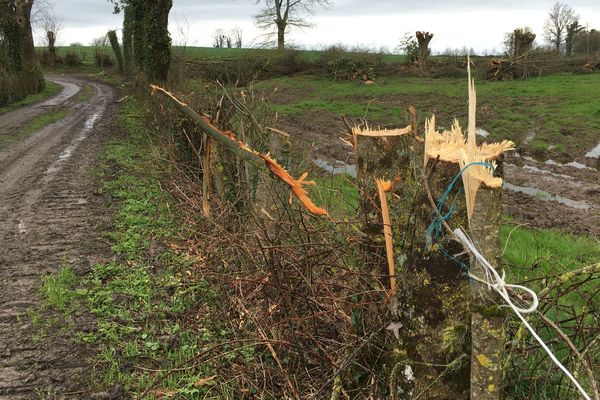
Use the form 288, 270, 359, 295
313, 158, 357, 177
585, 143, 600, 158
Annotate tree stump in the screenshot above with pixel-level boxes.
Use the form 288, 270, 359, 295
355, 131, 471, 399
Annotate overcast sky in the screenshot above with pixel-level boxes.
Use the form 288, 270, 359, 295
37, 0, 600, 53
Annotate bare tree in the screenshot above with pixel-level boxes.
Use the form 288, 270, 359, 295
544, 2, 579, 52
30, 0, 52, 26
254, 0, 330, 50
231, 27, 243, 48
212, 28, 226, 48
31, 0, 61, 46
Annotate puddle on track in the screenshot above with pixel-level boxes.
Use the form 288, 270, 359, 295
45, 112, 101, 174
523, 130, 536, 144
313, 158, 357, 177
503, 182, 590, 209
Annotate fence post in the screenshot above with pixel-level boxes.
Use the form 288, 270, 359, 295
469, 184, 506, 399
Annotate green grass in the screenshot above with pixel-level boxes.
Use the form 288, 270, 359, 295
256, 73, 600, 158
38, 95, 225, 398
500, 223, 599, 399
40, 266, 80, 312
502, 224, 600, 282
0, 108, 69, 148
75, 84, 95, 102
44, 45, 406, 66
313, 174, 359, 217
20, 108, 69, 135
0, 80, 61, 114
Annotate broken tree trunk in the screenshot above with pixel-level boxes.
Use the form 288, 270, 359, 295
416, 31, 434, 66
469, 184, 506, 399
355, 123, 471, 399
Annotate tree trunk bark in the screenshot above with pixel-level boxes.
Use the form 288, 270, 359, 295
4, 0, 44, 98
145, 0, 172, 82
416, 31, 434, 66
469, 184, 506, 400
122, 5, 134, 77
47, 31, 56, 64
277, 21, 286, 50
356, 133, 471, 399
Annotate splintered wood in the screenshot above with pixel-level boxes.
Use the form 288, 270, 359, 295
375, 178, 396, 295
151, 85, 327, 217
424, 63, 515, 222
353, 125, 413, 138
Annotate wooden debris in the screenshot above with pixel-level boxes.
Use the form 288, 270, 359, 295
424, 62, 515, 222
485, 59, 531, 81
353, 125, 413, 138
151, 84, 328, 216
202, 136, 213, 218
583, 60, 600, 71
375, 178, 396, 295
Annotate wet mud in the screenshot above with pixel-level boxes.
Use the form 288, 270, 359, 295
0, 75, 116, 398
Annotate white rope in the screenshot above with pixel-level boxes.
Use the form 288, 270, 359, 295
453, 227, 591, 400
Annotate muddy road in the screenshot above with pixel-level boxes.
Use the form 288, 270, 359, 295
0, 76, 115, 398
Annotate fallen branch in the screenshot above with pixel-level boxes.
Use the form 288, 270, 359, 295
151, 85, 327, 216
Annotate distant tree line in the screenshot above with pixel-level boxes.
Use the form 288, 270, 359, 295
212, 28, 243, 49
505, 2, 600, 58
0, 0, 45, 106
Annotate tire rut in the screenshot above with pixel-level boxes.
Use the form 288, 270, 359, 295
0, 76, 116, 399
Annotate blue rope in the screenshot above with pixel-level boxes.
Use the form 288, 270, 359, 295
425, 161, 496, 271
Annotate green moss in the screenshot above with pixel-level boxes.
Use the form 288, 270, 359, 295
472, 304, 507, 318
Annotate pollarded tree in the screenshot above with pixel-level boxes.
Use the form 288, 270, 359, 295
254, 0, 330, 50
544, 2, 578, 52
504, 27, 536, 58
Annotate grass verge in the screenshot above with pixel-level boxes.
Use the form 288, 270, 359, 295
0, 108, 69, 147
75, 84, 95, 102
0, 80, 61, 114
38, 95, 224, 398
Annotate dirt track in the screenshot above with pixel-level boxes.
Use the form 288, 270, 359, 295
0, 76, 115, 399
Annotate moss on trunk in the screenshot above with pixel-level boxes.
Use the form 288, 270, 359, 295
356, 133, 471, 398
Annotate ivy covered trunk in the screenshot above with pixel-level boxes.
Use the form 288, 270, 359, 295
122, 5, 134, 77
144, 0, 172, 83
117, 0, 171, 82
47, 31, 56, 64
107, 29, 124, 75
0, 0, 44, 106
356, 132, 471, 399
